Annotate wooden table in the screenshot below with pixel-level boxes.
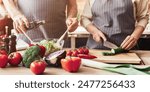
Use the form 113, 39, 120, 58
0, 50, 150, 75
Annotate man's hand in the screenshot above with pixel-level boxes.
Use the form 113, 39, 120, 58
92, 29, 107, 43
121, 35, 138, 50
12, 14, 29, 33
66, 18, 78, 32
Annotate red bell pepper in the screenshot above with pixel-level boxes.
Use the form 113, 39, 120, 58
61, 57, 81, 72
77, 54, 97, 59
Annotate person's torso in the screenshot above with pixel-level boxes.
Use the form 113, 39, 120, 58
87, 0, 136, 49
91, 0, 135, 37
17, 0, 67, 41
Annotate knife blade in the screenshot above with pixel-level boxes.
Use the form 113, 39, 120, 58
103, 41, 118, 49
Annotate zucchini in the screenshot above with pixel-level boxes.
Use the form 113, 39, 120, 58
102, 47, 128, 56
102, 52, 115, 56
111, 47, 128, 54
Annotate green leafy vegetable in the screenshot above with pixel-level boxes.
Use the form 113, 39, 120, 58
22, 45, 41, 68
40, 40, 61, 56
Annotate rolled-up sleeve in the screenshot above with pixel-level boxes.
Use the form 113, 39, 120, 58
135, 0, 149, 28
81, 0, 93, 28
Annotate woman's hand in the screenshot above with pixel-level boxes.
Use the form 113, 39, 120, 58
121, 35, 138, 50
66, 18, 78, 32
12, 14, 29, 33
92, 29, 107, 43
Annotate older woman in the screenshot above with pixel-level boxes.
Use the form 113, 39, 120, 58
81, 0, 149, 50
3, 0, 78, 45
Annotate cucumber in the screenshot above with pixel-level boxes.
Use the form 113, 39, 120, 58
102, 52, 115, 56
111, 47, 128, 54
102, 47, 128, 56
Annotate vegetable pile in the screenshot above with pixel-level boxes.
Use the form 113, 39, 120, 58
66, 47, 97, 59
0, 49, 22, 68
22, 45, 46, 68
39, 40, 61, 56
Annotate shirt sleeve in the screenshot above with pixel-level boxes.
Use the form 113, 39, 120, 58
135, 0, 149, 28
81, 0, 93, 28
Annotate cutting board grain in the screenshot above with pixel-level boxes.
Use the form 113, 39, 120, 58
90, 50, 141, 64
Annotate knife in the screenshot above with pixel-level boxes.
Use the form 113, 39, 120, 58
103, 41, 118, 49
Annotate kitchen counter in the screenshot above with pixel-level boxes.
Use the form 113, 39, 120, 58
0, 50, 150, 75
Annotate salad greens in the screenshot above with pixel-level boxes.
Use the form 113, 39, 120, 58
40, 40, 61, 56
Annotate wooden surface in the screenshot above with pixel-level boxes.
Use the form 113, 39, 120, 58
0, 50, 150, 75
90, 50, 141, 64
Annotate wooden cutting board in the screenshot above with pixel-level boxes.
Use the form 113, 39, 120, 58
90, 50, 141, 64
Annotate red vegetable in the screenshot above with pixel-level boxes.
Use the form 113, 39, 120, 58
39, 45, 46, 57
0, 54, 8, 68
66, 50, 72, 56
61, 57, 81, 72
30, 60, 46, 75
8, 52, 22, 66
83, 48, 89, 54
0, 49, 7, 55
77, 48, 84, 54
77, 54, 97, 59
71, 50, 78, 57
29, 44, 46, 57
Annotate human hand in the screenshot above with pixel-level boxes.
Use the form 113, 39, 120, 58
66, 18, 78, 32
121, 35, 138, 50
12, 14, 29, 33
92, 30, 107, 43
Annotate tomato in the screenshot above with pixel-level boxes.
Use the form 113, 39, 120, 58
0, 49, 7, 55
8, 52, 22, 66
30, 60, 46, 75
61, 57, 81, 72
0, 54, 8, 68
77, 48, 84, 54
66, 50, 72, 56
71, 50, 78, 57
83, 48, 89, 54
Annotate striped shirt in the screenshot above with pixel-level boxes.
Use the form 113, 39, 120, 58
81, 0, 149, 28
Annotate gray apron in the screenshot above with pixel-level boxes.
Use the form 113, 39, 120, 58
87, 0, 136, 49
17, 0, 67, 44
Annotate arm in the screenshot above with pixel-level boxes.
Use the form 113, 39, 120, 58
81, 0, 106, 42
121, 0, 149, 50
3, 0, 21, 18
0, 0, 9, 17
67, 0, 77, 18
3, 0, 29, 33
66, 0, 78, 32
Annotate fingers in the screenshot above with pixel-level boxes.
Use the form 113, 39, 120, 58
13, 15, 29, 33
22, 17, 29, 28
66, 18, 78, 32
98, 31, 107, 41
121, 36, 138, 50
92, 30, 107, 43
93, 34, 102, 42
